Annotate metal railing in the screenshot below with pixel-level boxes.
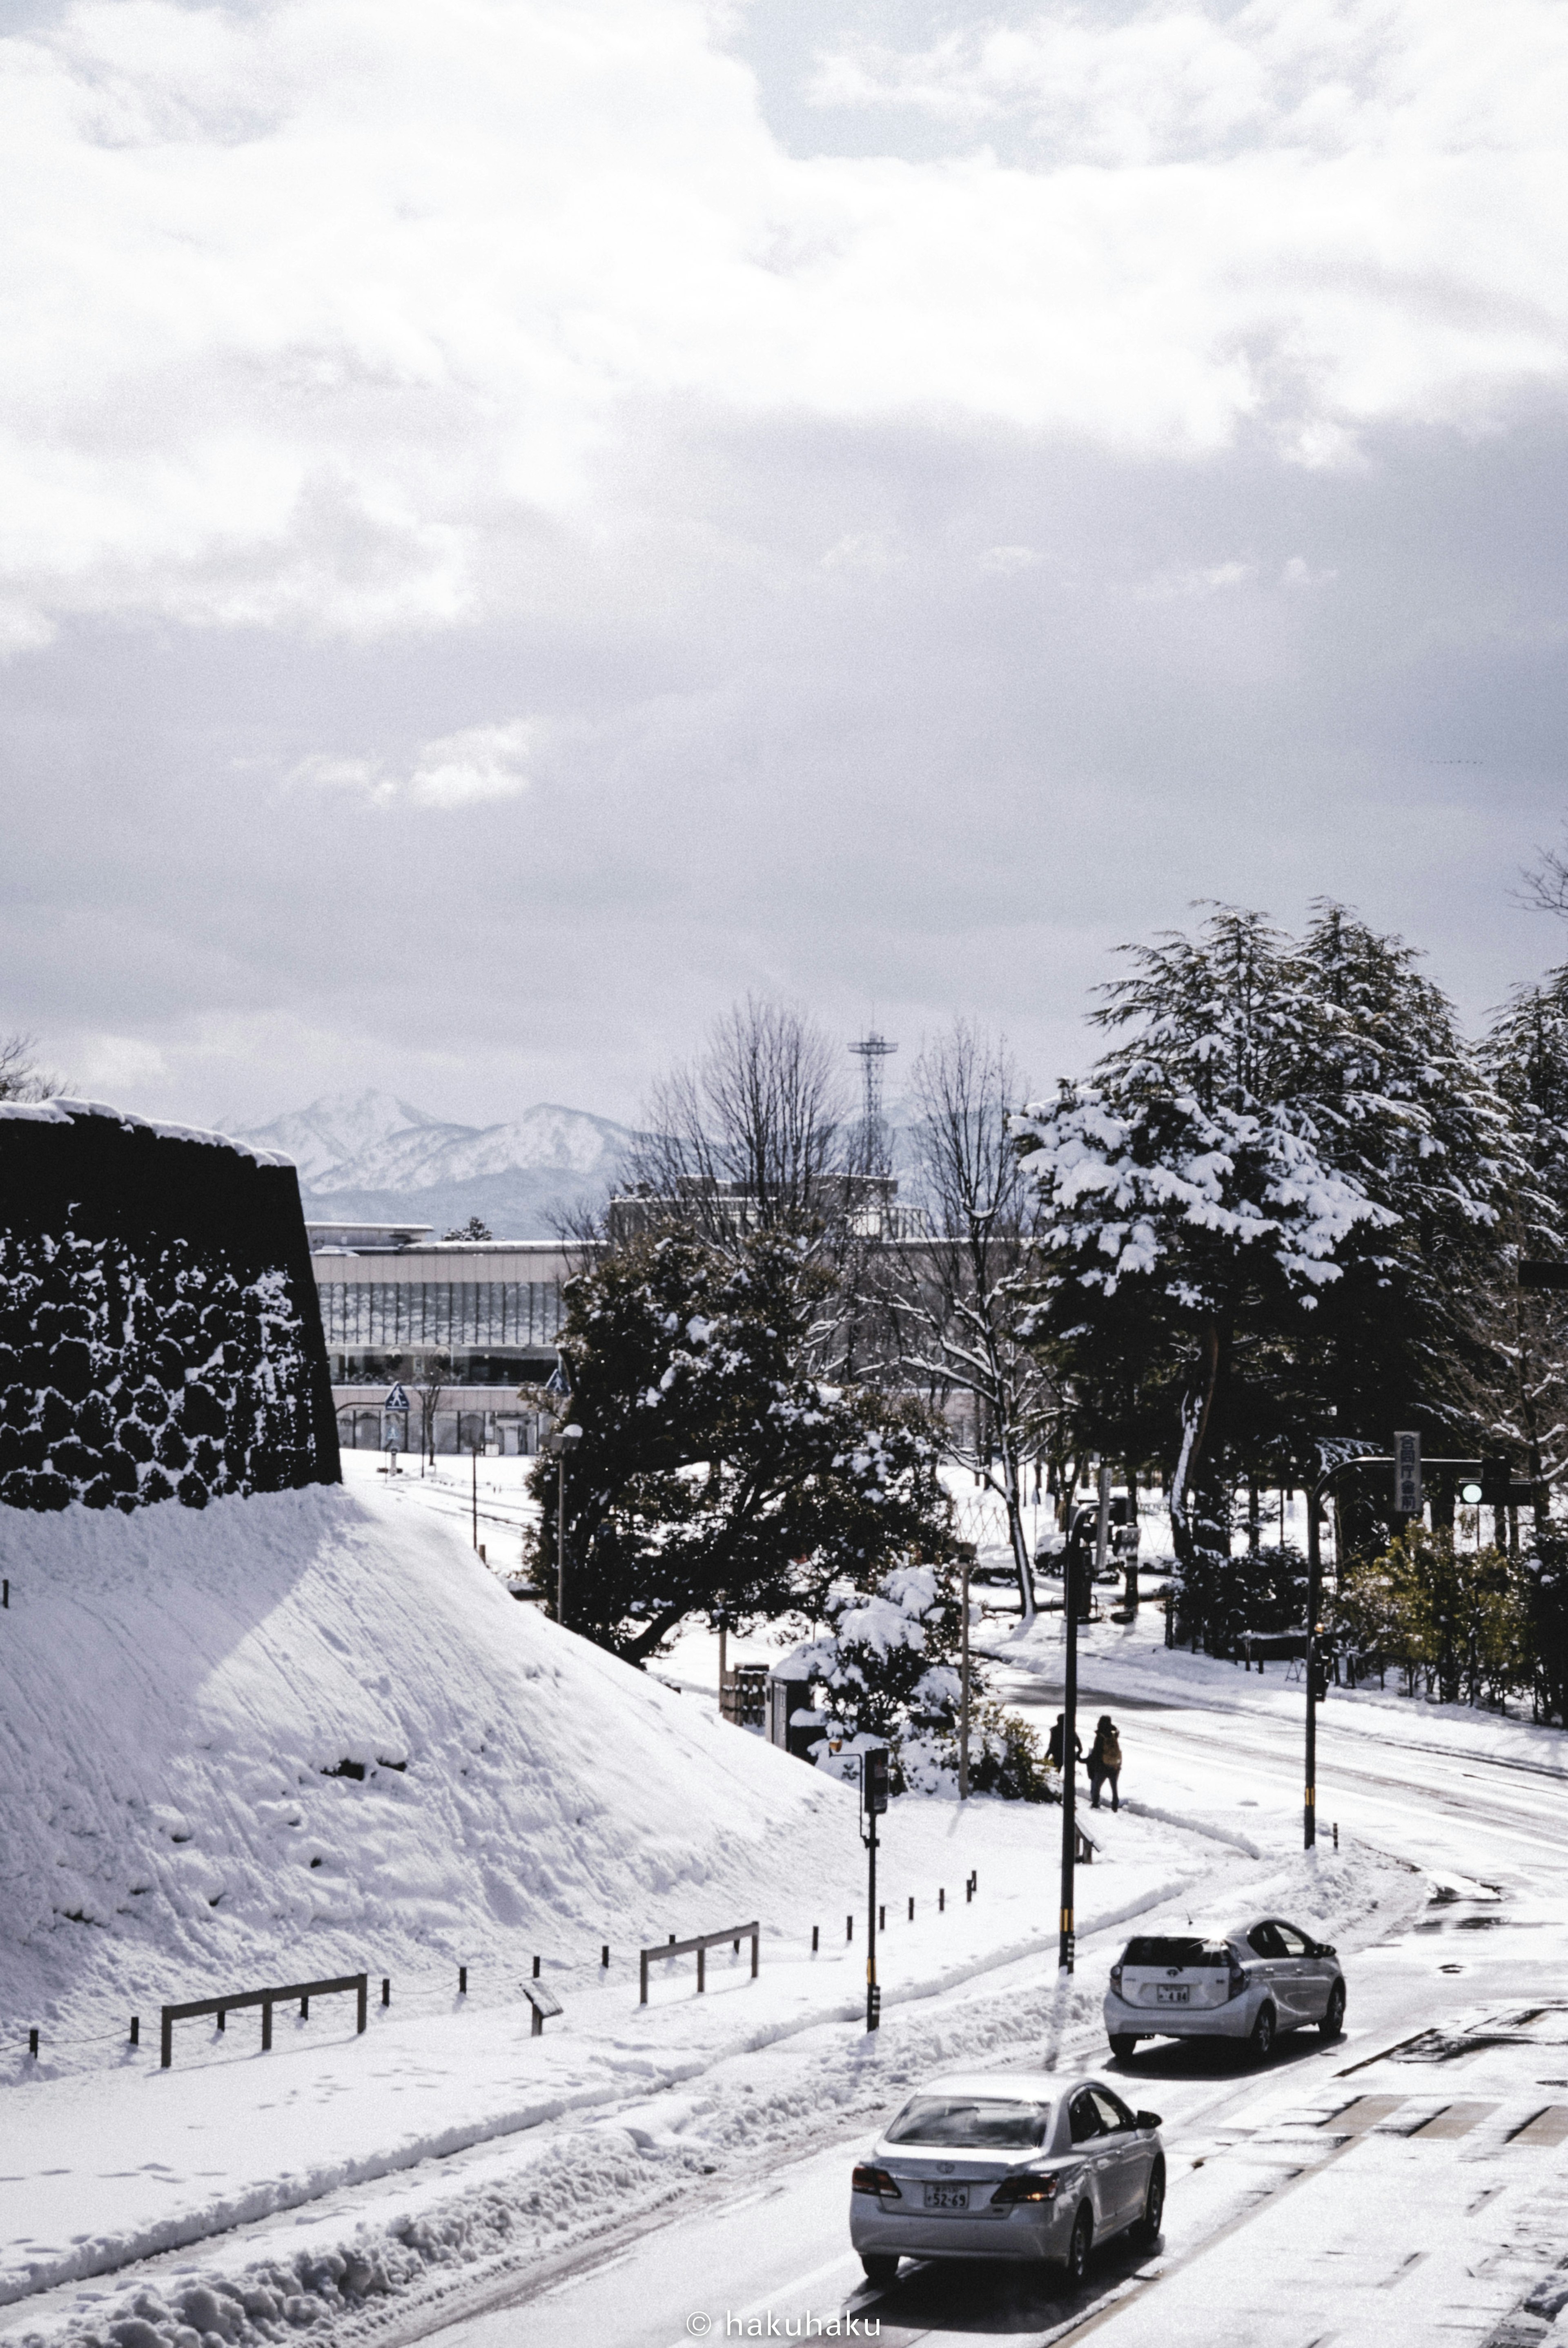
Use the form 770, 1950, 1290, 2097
639, 1923, 759, 2005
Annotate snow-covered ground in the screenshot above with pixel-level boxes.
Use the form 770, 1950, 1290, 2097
6, 1468, 1566, 2348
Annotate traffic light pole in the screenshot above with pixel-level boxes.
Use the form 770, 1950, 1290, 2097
866, 1802, 879, 2029
863, 1745, 888, 2030
1058, 1528, 1077, 1972
1305, 1481, 1322, 1849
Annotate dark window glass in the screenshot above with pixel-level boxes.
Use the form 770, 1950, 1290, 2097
1069, 2092, 1104, 2145
884, 2096, 1052, 2149
1247, 1923, 1286, 1959
1122, 1937, 1231, 1969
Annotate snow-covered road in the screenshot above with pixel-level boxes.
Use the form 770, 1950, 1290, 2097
406, 1647, 1568, 2348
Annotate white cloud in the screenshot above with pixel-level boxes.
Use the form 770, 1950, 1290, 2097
1136, 558, 1258, 600
979, 544, 1042, 573
289, 720, 532, 810
0, 0, 1564, 644
407, 720, 533, 808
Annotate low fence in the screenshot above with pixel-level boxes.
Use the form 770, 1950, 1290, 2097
640, 1922, 759, 2005
160, 1972, 369, 2068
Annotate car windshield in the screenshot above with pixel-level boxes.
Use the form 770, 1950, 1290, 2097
1121, 1935, 1231, 1968
884, 2095, 1052, 2149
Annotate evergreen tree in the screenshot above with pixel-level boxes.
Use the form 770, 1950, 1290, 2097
527, 1226, 951, 1663
1016, 908, 1392, 1649
1480, 966, 1568, 1510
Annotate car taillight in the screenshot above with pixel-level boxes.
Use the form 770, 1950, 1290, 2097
991, 2171, 1062, 2205
1227, 1960, 1246, 2000
852, 2164, 902, 2198
1109, 1964, 1123, 1993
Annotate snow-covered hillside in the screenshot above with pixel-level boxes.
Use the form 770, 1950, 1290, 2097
0, 1484, 832, 2045
230, 1091, 635, 1237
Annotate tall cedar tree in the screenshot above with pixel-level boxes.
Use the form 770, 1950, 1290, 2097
1015, 905, 1516, 1650
527, 1226, 951, 1663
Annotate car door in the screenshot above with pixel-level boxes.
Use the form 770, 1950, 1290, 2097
1275, 1920, 1327, 2017
1090, 2087, 1149, 2227
1245, 1919, 1292, 2020
1067, 2089, 1118, 2230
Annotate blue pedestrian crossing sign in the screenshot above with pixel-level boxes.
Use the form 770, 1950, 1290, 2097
384, 1383, 411, 1411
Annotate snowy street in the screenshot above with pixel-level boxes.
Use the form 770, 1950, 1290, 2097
401, 1634, 1568, 2348
7, 1489, 1568, 2348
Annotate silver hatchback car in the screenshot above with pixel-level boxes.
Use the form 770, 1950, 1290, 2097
850, 2069, 1165, 2289
1103, 1918, 1345, 2062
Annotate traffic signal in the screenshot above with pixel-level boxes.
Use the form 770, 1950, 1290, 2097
1480, 1456, 1513, 1509
863, 1746, 889, 1817
1309, 1658, 1329, 1704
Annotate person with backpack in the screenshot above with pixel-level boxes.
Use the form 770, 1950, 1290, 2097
1088, 1715, 1123, 1810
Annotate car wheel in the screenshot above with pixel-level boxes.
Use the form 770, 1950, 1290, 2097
1063, 2204, 1093, 2287
1249, 2004, 1276, 2063
1133, 2159, 1165, 2245
859, 2254, 899, 2287
1109, 2033, 1139, 2061
1319, 1981, 1346, 2040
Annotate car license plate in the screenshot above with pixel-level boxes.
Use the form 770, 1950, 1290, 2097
1156, 1984, 1191, 2005
923, 2183, 970, 2211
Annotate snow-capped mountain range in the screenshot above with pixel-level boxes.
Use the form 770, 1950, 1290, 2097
232, 1090, 636, 1238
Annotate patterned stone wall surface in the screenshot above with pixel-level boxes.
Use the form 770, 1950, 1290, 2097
0, 1100, 341, 1512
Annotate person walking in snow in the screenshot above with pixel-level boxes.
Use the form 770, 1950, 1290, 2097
1047, 1713, 1082, 1780
1087, 1715, 1122, 1811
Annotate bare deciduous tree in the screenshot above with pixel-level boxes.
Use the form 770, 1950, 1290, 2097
0, 1032, 63, 1104
628, 997, 850, 1244
889, 1020, 1057, 1621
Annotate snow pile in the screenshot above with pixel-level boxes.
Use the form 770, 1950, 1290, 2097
0, 1483, 837, 2052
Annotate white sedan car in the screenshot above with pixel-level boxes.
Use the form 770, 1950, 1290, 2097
849, 2069, 1165, 2288
1103, 1918, 1346, 2062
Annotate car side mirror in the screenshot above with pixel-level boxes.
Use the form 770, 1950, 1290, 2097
1319, 1944, 1336, 1959
1136, 2111, 1161, 2131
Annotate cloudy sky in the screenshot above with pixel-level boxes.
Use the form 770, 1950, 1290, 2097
4, 0, 1568, 1131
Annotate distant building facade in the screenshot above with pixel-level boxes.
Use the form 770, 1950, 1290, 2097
310, 1225, 578, 1456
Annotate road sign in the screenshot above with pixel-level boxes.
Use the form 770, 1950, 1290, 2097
384, 1384, 410, 1411
1394, 1431, 1421, 1516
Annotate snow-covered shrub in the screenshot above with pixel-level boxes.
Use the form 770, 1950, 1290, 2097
798, 1560, 1051, 1799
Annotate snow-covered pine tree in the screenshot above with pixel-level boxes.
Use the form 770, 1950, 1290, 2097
1015, 908, 1396, 1651
1294, 905, 1518, 1549
526, 1225, 951, 1663
1481, 966, 1568, 1717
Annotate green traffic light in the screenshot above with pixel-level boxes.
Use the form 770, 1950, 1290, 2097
1459, 1480, 1483, 1504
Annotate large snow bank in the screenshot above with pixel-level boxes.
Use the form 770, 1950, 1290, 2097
0, 1484, 837, 2050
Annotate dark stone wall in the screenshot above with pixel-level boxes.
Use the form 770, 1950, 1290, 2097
0, 1102, 341, 1512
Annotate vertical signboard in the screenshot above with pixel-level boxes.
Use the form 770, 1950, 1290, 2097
1394, 1430, 1421, 1517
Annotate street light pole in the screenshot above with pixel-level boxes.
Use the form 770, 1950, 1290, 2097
1305, 1476, 1322, 1850
959, 1548, 972, 1801
544, 1424, 582, 1628
1058, 1516, 1078, 1973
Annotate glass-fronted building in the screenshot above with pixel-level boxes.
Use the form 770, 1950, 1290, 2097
310, 1230, 583, 1455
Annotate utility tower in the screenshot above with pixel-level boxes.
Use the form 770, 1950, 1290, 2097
849, 1030, 897, 1171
